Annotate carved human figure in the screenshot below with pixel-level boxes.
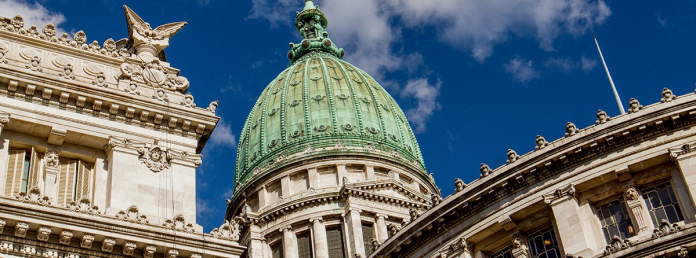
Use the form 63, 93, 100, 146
565, 122, 580, 137
454, 178, 466, 192
480, 163, 491, 177
661, 87, 677, 103
628, 98, 643, 113
506, 149, 520, 164
596, 109, 610, 125
535, 135, 549, 150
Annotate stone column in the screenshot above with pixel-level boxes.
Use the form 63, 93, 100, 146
43, 150, 61, 201
375, 214, 388, 243
281, 226, 299, 258
623, 186, 654, 236
310, 217, 329, 258
670, 147, 696, 222
0, 113, 9, 137
248, 223, 266, 258
345, 208, 365, 257
543, 184, 603, 258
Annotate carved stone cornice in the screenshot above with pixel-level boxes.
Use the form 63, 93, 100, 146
542, 184, 576, 205
105, 136, 203, 168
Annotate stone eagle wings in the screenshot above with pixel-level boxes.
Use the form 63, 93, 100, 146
123, 5, 187, 41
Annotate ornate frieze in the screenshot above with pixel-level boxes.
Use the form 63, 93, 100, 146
105, 137, 203, 168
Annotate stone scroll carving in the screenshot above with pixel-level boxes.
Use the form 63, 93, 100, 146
137, 145, 172, 173
16, 186, 51, 206
542, 184, 576, 205
163, 214, 195, 233
66, 198, 100, 215
210, 219, 242, 242
604, 236, 630, 255
116, 205, 149, 224
652, 219, 681, 239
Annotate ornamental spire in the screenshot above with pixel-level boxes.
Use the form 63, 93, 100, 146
287, 0, 344, 62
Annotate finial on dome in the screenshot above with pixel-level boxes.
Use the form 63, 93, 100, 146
287, 0, 344, 63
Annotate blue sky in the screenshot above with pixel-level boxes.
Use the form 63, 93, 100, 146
3, 0, 696, 231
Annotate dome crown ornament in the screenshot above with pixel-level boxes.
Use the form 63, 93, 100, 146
287, 0, 345, 62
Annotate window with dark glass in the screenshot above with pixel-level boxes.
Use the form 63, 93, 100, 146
527, 226, 560, 258
363, 223, 375, 256
327, 227, 345, 258
595, 198, 634, 244
271, 241, 283, 258
297, 232, 312, 258
641, 182, 684, 227
489, 245, 513, 258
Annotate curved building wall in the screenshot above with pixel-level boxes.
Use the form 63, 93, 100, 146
371, 90, 696, 258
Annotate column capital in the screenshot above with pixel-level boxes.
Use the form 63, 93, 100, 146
0, 113, 9, 127
279, 225, 293, 233
309, 216, 323, 223
376, 213, 388, 219
542, 183, 576, 206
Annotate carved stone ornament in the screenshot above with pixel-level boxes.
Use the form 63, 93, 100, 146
0, 42, 8, 64
121, 59, 190, 93
102, 238, 116, 253
16, 186, 52, 206
454, 178, 467, 192
37, 226, 51, 241
92, 72, 107, 87
144, 245, 157, 258
166, 249, 179, 258
480, 163, 491, 177
670, 143, 696, 161
511, 233, 530, 258
542, 184, 576, 205
45, 151, 60, 168
628, 98, 643, 113
14, 222, 28, 238
124, 6, 187, 59
81, 234, 95, 249
624, 187, 640, 201
652, 219, 681, 239
535, 135, 549, 150
163, 214, 195, 233
565, 122, 579, 137
67, 197, 100, 215
59, 230, 73, 245
388, 223, 400, 236
506, 149, 521, 164
431, 194, 443, 206
123, 241, 137, 256
0, 219, 5, 234
207, 100, 219, 114
116, 205, 150, 224
180, 93, 196, 108
60, 63, 75, 80
26, 56, 42, 72
0, 115, 9, 127
604, 235, 630, 255
596, 109, 610, 125
125, 83, 140, 95
678, 246, 689, 258
409, 208, 420, 221
661, 87, 677, 103
138, 145, 172, 172
371, 238, 381, 249
210, 219, 242, 242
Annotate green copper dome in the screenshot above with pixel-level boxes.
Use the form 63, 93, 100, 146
234, 1, 426, 186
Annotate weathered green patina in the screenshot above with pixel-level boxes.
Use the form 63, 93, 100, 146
234, 0, 426, 186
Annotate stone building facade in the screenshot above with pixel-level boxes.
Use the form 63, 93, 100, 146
0, 6, 245, 258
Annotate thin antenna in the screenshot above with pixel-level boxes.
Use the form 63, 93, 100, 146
594, 34, 626, 114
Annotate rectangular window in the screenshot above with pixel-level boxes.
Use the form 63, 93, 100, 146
641, 182, 684, 227
297, 232, 312, 258
489, 245, 513, 258
20, 154, 30, 193
327, 227, 345, 258
595, 198, 634, 244
363, 223, 375, 256
527, 226, 561, 258
271, 241, 283, 258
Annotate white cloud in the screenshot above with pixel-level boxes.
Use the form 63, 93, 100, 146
580, 56, 597, 71
545, 56, 596, 72
0, 0, 66, 33
505, 56, 540, 83
249, 0, 296, 27
209, 119, 237, 149
401, 78, 442, 133
196, 196, 213, 218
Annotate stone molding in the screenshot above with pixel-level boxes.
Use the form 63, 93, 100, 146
542, 184, 577, 205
